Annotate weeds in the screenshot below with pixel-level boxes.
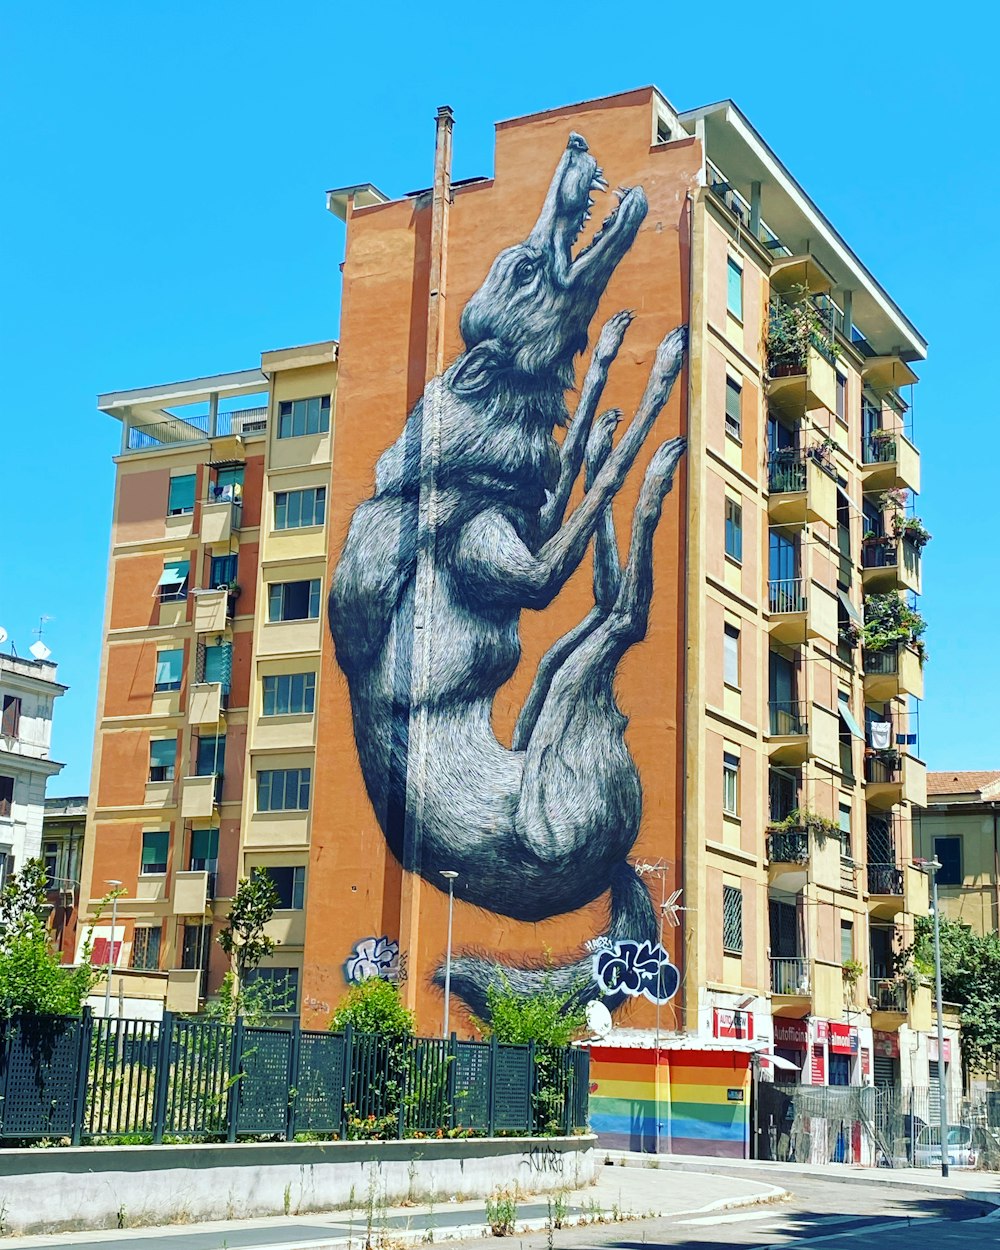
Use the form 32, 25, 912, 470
283, 1183, 292, 1217
485, 1188, 517, 1237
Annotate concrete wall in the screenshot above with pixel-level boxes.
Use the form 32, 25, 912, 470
0, 1134, 595, 1236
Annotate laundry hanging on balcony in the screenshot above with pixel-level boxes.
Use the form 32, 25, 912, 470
868, 721, 892, 750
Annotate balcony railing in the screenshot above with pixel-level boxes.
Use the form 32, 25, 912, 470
218, 407, 267, 436
863, 432, 898, 465
868, 863, 904, 896
865, 753, 901, 784
768, 452, 807, 494
125, 406, 267, 452
769, 700, 807, 737
771, 957, 810, 995
768, 577, 806, 614
706, 161, 792, 256
766, 829, 810, 864
863, 645, 902, 677
870, 976, 908, 1012
862, 536, 897, 570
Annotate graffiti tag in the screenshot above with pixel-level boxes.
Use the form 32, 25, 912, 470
344, 935, 407, 986
593, 940, 679, 1005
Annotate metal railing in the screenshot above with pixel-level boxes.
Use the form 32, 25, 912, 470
862, 536, 898, 570
0, 1010, 589, 1143
863, 645, 902, 676
766, 829, 810, 864
865, 754, 902, 784
771, 957, 810, 995
870, 977, 908, 1012
868, 863, 904, 896
769, 700, 807, 737
218, 407, 268, 437
768, 452, 807, 494
705, 161, 792, 256
862, 433, 897, 464
768, 577, 806, 614
125, 406, 267, 453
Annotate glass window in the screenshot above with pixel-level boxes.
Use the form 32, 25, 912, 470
726, 257, 743, 319
265, 865, 306, 910
203, 643, 232, 693
257, 768, 311, 812
131, 925, 162, 971
189, 828, 219, 872
935, 836, 962, 886
210, 466, 244, 502
836, 372, 847, 423
724, 498, 743, 562
725, 376, 742, 441
723, 752, 740, 816
840, 919, 854, 965
209, 553, 238, 589
723, 623, 740, 688
148, 738, 176, 782
274, 486, 327, 531
43, 841, 60, 885
839, 801, 852, 859
167, 474, 196, 516
268, 579, 321, 622
154, 647, 184, 692
141, 830, 169, 875
243, 967, 300, 1014
158, 560, 190, 603
181, 922, 212, 974
196, 735, 225, 777
0, 775, 12, 818
277, 396, 331, 439
722, 883, 743, 954
262, 673, 316, 716
1, 695, 21, 738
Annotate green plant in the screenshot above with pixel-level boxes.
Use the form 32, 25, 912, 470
330, 977, 416, 1037
841, 958, 864, 986
767, 807, 839, 840
331, 979, 416, 1134
217, 869, 279, 995
892, 514, 932, 550
839, 622, 861, 650
485, 1188, 517, 1237
861, 592, 926, 654
766, 290, 838, 374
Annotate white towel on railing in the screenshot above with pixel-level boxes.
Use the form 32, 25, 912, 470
869, 721, 892, 750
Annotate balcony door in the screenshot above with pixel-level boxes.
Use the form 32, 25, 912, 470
870, 924, 895, 981
769, 897, 801, 959
769, 651, 799, 734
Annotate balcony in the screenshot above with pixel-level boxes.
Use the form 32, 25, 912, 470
767, 577, 838, 645
766, 449, 838, 528
188, 681, 226, 727
861, 431, 921, 494
201, 500, 242, 546
124, 405, 268, 454
771, 956, 811, 998
172, 870, 210, 916
180, 773, 221, 819
766, 829, 810, 865
768, 344, 838, 416
192, 588, 234, 634
867, 862, 904, 898
863, 643, 925, 702
143, 778, 175, 808
869, 976, 908, 1016
864, 751, 927, 809
861, 536, 922, 595
767, 699, 840, 768
862, 354, 919, 393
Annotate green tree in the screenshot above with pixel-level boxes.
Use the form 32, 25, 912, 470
329, 978, 415, 1138
217, 868, 279, 995
0, 859, 99, 1017
329, 976, 415, 1038
472, 969, 588, 1047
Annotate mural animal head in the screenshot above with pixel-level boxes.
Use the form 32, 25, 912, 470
459, 133, 648, 390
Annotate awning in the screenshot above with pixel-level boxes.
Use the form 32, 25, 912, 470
839, 701, 865, 740
758, 1051, 801, 1072
838, 589, 863, 626
157, 561, 190, 587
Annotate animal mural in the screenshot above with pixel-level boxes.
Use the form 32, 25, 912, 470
329, 133, 687, 1019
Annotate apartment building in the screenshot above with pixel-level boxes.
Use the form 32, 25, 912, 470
42, 794, 87, 959
82, 86, 940, 1152
0, 652, 65, 882
915, 771, 1000, 935
81, 343, 336, 1015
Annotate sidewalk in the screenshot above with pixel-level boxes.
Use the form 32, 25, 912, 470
0, 1162, 785, 1250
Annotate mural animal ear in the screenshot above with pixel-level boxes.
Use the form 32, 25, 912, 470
450, 341, 508, 397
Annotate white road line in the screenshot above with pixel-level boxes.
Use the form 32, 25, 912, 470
679, 1211, 780, 1227
755, 1215, 948, 1249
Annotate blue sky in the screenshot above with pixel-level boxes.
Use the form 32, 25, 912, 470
3, 2, 997, 792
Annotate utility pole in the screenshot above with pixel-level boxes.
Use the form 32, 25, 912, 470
915, 856, 950, 1178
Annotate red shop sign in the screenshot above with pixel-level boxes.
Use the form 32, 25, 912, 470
861, 1048, 871, 1076
714, 1008, 753, 1040
814, 1020, 830, 1042
774, 1018, 808, 1049
928, 1036, 953, 1064
810, 1043, 826, 1083
829, 1023, 859, 1055
873, 1029, 900, 1059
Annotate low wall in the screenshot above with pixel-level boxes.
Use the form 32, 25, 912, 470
0, 1134, 596, 1235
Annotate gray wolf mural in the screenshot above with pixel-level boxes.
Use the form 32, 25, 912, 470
329, 133, 687, 1018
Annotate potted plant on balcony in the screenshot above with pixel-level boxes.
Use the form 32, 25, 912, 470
869, 428, 897, 450
892, 514, 932, 550
839, 621, 861, 650
861, 592, 927, 655
842, 958, 864, 988
766, 289, 838, 377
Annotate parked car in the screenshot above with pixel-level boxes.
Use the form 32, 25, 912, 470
913, 1124, 977, 1169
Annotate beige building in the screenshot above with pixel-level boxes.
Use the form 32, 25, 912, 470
915, 771, 1000, 936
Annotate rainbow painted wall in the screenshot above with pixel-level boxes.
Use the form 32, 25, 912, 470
587, 1047, 751, 1157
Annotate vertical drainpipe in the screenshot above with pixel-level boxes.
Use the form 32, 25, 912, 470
400, 105, 454, 1013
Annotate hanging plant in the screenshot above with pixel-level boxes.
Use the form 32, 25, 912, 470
861, 592, 926, 653
892, 514, 932, 550
766, 287, 838, 376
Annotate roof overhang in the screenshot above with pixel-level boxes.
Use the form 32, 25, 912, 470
680, 100, 927, 361
325, 183, 390, 222
98, 368, 268, 428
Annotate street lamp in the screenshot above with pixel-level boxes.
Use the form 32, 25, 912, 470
103, 880, 123, 1019
440, 871, 458, 1038
914, 857, 950, 1178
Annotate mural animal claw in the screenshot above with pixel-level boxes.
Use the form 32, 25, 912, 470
329, 133, 687, 1019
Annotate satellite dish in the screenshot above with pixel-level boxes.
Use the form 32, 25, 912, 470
0, 627, 7, 646
29, 641, 51, 661
586, 1000, 613, 1039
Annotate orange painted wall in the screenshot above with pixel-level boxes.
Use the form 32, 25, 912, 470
306, 89, 700, 1033
110, 553, 169, 631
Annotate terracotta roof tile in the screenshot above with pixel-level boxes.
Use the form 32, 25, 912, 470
927, 770, 1000, 796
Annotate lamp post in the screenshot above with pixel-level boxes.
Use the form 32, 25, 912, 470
440, 871, 458, 1038
914, 856, 950, 1178
103, 880, 123, 1019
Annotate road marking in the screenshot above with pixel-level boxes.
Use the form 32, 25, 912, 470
679, 1210, 779, 1226
755, 1215, 948, 1249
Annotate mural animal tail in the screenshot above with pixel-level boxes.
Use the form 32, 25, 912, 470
432, 861, 677, 1019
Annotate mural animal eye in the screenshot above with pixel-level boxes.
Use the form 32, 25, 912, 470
513, 257, 537, 286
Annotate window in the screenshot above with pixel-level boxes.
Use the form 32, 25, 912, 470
723, 752, 740, 816
726, 256, 743, 320
769, 767, 800, 824
836, 372, 847, 423
839, 801, 853, 860
209, 553, 238, 589
274, 486, 327, 531
268, 579, 321, 623
277, 395, 330, 439
158, 560, 190, 603
725, 375, 742, 441
154, 647, 184, 693
244, 966, 300, 1014
262, 673, 316, 717
196, 734, 225, 778
0, 775, 12, 819
189, 828, 219, 873
656, 117, 672, 144
181, 922, 212, 975
43, 841, 59, 885
1, 695, 21, 739
257, 767, 311, 812
201, 643, 232, 693
840, 919, 854, 965
935, 836, 962, 886
265, 865, 306, 910
167, 474, 196, 516
210, 466, 243, 503
141, 830, 169, 875
723, 623, 740, 688
724, 498, 743, 562
722, 883, 744, 954
131, 925, 161, 971
148, 738, 176, 783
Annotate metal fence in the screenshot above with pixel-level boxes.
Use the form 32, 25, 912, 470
0, 1010, 589, 1145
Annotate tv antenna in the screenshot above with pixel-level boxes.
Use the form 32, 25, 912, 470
29, 616, 52, 662
0, 627, 7, 647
